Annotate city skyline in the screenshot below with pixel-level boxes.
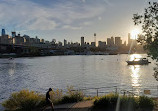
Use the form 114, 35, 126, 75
0, 28, 135, 46
0, 0, 154, 43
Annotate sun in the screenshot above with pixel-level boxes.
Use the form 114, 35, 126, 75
131, 29, 140, 39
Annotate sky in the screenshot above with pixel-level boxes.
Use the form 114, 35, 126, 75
0, 0, 156, 43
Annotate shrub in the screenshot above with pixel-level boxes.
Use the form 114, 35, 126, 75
120, 96, 138, 111
49, 88, 63, 104
2, 87, 84, 110
138, 96, 154, 111
2, 90, 45, 111
94, 93, 118, 110
60, 86, 84, 104
49, 86, 84, 104
93, 94, 154, 111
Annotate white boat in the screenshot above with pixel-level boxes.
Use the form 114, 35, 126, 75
126, 58, 151, 65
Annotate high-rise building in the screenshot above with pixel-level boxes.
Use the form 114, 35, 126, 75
107, 38, 111, 46
98, 41, 106, 48
107, 37, 114, 46
111, 37, 114, 45
12, 32, 16, 38
2, 29, 5, 36
64, 39, 67, 47
81, 36, 84, 47
115, 37, 122, 46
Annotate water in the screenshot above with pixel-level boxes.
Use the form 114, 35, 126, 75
0, 54, 158, 109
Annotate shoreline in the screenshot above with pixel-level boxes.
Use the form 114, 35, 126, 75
0, 53, 147, 59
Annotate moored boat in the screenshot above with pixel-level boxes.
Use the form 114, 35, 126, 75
126, 58, 151, 65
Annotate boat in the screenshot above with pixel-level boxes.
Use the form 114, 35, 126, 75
126, 58, 151, 65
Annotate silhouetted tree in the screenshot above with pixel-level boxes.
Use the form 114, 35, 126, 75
133, 2, 158, 60
133, 2, 158, 80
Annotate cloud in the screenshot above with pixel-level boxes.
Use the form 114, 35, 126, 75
0, 0, 106, 31
103, 0, 113, 6
81, 0, 86, 3
98, 17, 102, 21
62, 25, 82, 30
0, 0, 57, 31
27, 17, 57, 30
83, 22, 92, 26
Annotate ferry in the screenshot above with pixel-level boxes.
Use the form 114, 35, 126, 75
126, 58, 151, 65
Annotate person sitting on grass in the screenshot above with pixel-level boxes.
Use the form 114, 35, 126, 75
43, 88, 54, 111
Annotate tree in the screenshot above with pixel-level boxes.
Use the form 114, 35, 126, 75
133, 2, 158, 60
133, 2, 158, 81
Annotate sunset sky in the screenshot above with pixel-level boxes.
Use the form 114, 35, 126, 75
0, 0, 155, 43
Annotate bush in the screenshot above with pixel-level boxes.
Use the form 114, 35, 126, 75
49, 88, 63, 104
2, 87, 84, 110
120, 96, 138, 111
60, 86, 84, 104
94, 93, 118, 110
2, 90, 45, 111
138, 96, 154, 111
93, 94, 154, 111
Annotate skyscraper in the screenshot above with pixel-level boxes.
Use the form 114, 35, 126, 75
64, 39, 67, 47
107, 38, 111, 46
2, 29, 5, 36
115, 37, 122, 46
81, 36, 84, 47
111, 37, 114, 45
107, 37, 114, 46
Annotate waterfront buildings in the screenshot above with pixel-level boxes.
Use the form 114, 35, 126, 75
98, 41, 106, 48
0, 28, 145, 55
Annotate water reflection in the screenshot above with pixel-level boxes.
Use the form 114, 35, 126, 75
130, 65, 141, 95
8, 62, 16, 76
131, 65, 140, 87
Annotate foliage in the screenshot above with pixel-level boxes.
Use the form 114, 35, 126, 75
60, 86, 84, 104
2, 87, 84, 111
29, 46, 40, 56
93, 93, 119, 110
49, 88, 63, 104
2, 90, 45, 111
138, 96, 154, 111
93, 94, 154, 111
83, 96, 95, 101
133, 2, 158, 60
133, 2, 158, 81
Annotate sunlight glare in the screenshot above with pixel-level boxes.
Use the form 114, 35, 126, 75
129, 54, 142, 61
131, 29, 140, 39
